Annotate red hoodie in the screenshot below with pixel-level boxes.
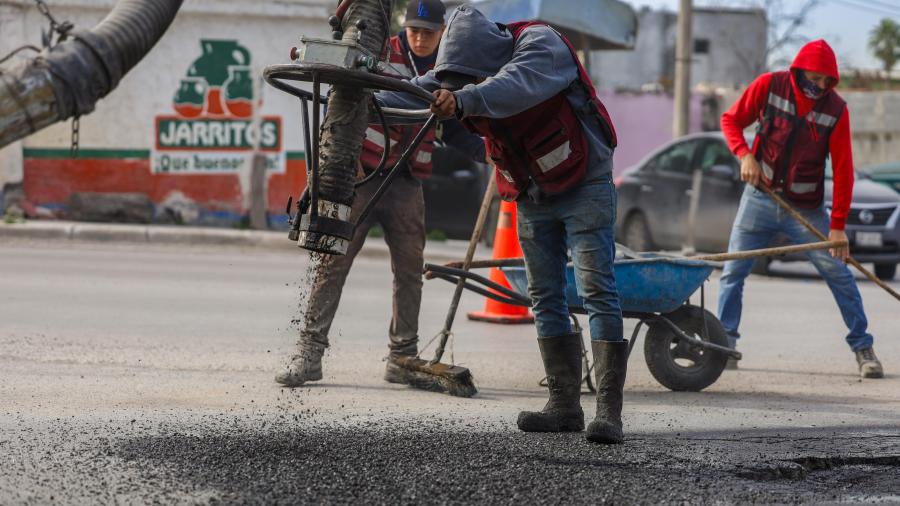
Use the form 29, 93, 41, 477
721, 40, 853, 230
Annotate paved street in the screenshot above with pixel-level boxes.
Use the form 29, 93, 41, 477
1, 239, 899, 504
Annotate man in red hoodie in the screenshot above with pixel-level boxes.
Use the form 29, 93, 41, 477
718, 40, 883, 379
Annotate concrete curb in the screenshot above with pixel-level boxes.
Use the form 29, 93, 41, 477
0, 220, 484, 263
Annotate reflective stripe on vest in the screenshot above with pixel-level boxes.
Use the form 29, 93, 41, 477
768, 93, 795, 115
791, 182, 818, 194
768, 91, 839, 128
365, 127, 395, 150
536, 141, 572, 173
415, 150, 431, 164
807, 110, 838, 128
498, 169, 515, 183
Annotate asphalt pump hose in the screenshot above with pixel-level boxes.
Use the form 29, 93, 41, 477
301, 0, 391, 255
0, 0, 183, 148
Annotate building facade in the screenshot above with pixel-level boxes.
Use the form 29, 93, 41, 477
591, 6, 767, 92
0, 0, 333, 225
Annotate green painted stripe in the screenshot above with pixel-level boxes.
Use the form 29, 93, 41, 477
24, 148, 150, 159
24, 148, 307, 161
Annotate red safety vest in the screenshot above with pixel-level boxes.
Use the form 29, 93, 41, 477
463, 21, 617, 200
755, 71, 846, 208
361, 36, 435, 179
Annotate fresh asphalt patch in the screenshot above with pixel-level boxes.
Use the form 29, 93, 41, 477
3, 416, 898, 504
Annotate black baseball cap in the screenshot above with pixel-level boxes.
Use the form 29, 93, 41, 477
403, 0, 446, 31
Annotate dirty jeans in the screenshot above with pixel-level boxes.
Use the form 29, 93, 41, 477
516, 178, 623, 342
298, 174, 425, 358
717, 185, 874, 352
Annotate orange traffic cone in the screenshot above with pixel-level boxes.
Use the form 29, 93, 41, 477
468, 199, 535, 324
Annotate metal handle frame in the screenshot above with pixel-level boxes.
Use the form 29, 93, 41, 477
424, 263, 741, 361
263, 63, 436, 244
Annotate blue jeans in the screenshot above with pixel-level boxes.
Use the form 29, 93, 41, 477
718, 186, 874, 352
516, 180, 623, 341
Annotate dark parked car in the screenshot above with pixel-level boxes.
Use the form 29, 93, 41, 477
861, 161, 900, 195
615, 133, 900, 280
422, 141, 495, 242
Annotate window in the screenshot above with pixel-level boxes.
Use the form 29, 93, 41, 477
694, 39, 710, 54
654, 141, 698, 175
698, 140, 738, 174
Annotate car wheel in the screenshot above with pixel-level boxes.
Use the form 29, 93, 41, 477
623, 212, 654, 252
874, 263, 897, 281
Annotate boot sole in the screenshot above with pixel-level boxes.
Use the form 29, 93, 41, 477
586, 433, 623, 444
518, 423, 585, 433
517, 411, 585, 432
274, 371, 323, 387
586, 421, 623, 444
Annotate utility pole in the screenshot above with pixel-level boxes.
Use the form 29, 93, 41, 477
674, 0, 700, 255
672, 0, 692, 137
248, 73, 268, 230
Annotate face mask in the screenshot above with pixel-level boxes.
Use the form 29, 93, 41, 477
797, 71, 825, 99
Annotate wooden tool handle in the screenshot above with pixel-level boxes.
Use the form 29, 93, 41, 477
758, 184, 900, 303
429, 175, 498, 364
693, 240, 847, 262
448, 241, 845, 268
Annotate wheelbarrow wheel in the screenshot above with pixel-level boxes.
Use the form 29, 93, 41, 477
644, 305, 728, 392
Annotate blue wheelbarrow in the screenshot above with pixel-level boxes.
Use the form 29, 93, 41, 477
425, 252, 742, 392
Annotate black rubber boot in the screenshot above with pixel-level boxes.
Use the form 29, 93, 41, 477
517, 333, 585, 432
586, 340, 629, 444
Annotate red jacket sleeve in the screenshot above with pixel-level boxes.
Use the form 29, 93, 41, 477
828, 108, 854, 231
721, 73, 772, 158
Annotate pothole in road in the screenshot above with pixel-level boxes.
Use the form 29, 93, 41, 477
735, 455, 900, 501
736, 455, 900, 481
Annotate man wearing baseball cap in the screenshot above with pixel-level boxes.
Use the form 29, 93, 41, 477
276, 0, 485, 391
404, 0, 445, 29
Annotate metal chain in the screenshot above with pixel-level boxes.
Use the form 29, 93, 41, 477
31, 0, 78, 154
33, 0, 74, 48
70, 116, 80, 157
0, 0, 70, 65
33, 0, 56, 22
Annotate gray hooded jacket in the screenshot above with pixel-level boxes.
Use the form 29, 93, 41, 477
377, 6, 613, 185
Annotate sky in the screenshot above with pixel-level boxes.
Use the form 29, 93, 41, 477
631, 0, 900, 71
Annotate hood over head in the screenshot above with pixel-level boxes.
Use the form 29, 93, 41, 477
433, 6, 514, 88
791, 39, 840, 89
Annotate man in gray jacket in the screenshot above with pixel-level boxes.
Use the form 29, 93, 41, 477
378, 6, 626, 444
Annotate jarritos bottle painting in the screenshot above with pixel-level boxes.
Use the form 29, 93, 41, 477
154, 39, 284, 174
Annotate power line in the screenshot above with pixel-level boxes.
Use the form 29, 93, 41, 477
839, 0, 900, 16
826, 0, 900, 18
867, 0, 900, 14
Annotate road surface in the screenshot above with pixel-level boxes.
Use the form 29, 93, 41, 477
1, 240, 898, 504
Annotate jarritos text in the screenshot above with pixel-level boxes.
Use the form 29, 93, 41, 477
152, 39, 285, 174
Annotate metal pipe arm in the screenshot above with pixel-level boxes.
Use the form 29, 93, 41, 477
379, 107, 433, 124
